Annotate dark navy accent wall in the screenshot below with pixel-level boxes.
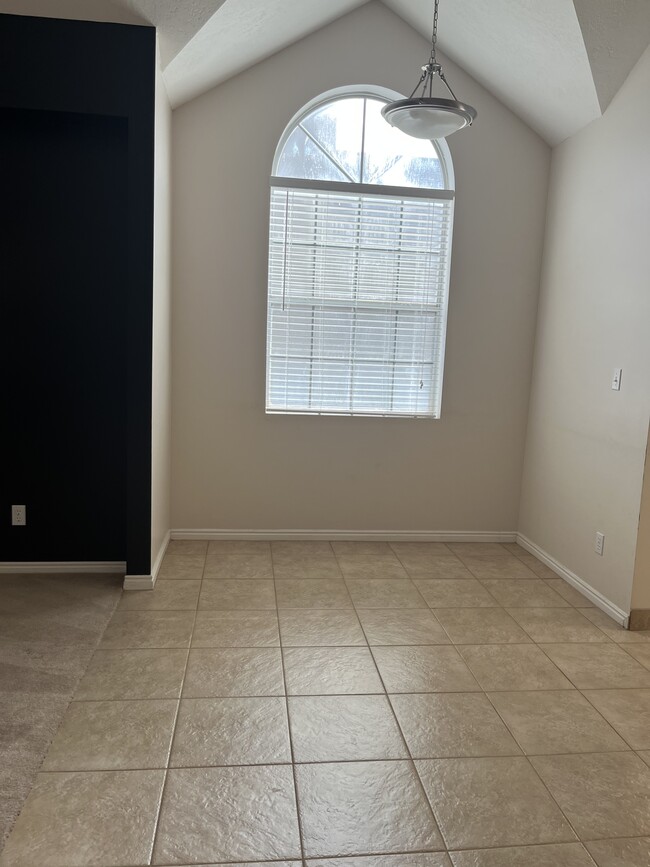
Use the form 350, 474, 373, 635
0, 14, 155, 574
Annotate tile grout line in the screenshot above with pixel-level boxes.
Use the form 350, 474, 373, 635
475, 607, 650, 851
122, 543, 650, 860
443, 600, 588, 849
576, 688, 648, 753
272, 544, 309, 867
339, 544, 625, 853
116, 834, 650, 867
146, 546, 206, 865
333, 545, 452, 855
9, 541, 650, 864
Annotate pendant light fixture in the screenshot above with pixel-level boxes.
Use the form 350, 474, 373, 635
382, 0, 476, 139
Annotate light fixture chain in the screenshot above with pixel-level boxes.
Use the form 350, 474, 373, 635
430, 0, 440, 64
383, 0, 476, 138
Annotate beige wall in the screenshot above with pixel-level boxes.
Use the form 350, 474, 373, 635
171, 1, 550, 532
151, 42, 172, 567
631, 429, 650, 610
519, 46, 650, 613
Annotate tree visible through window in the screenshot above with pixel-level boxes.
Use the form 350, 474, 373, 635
266, 91, 455, 417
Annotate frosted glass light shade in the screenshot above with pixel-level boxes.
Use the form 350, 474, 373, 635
382, 98, 477, 139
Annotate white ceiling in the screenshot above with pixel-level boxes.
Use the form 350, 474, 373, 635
163, 0, 370, 108
384, 0, 601, 145
1, 0, 648, 144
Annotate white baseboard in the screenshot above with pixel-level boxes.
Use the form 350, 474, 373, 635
516, 533, 629, 627
0, 561, 125, 574
171, 528, 518, 543
152, 529, 171, 581
123, 530, 171, 591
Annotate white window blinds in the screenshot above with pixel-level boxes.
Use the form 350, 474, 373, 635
266, 179, 454, 418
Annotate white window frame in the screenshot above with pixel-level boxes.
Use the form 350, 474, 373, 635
266, 86, 455, 419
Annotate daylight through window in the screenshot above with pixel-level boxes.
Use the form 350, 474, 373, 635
266, 92, 455, 418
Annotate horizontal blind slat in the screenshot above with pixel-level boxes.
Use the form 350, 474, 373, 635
266, 184, 453, 418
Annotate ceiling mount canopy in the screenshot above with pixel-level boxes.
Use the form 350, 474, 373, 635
382, 0, 477, 140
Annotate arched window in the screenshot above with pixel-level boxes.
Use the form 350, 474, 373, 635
266, 88, 455, 418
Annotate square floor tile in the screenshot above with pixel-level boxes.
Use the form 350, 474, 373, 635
41, 700, 177, 771
448, 543, 512, 558
99, 611, 195, 649
118, 581, 201, 611
275, 579, 352, 609
152, 765, 300, 863
272, 540, 334, 559
414, 580, 498, 608
278, 610, 365, 646
582, 689, 650, 749
166, 540, 208, 558
283, 647, 383, 695
372, 646, 479, 693
332, 541, 395, 556
338, 560, 409, 580
531, 752, 650, 839
273, 561, 342, 580
192, 611, 280, 647
157, 559, 204, 581
390, 542, 453, 558
507, 609, 609, 643
434, 608, 531, 644
198, 580, 276, 610
170, 697, 290, 766
0, 769, 164, 867
390, 552, 460, 571
203, 556, 274, 581
402, 560, 476, 580
183, 648, 284, 697
579, 607, 649, 642
204, 552, 272, 571
289, 695, 407, 762
336, 552, 401, 570
449, 843, 596, 866
541, 643, 650, 689
545, 580, 594, 608
513, 554, 559, 581
296, 760, 443, 857
417, 757, 574, 849
458, 645, 573, 691
307, 857, 452, 867
74, 649, 188, 700
489, 690, 628, 755
481, 580, 569, 608
357, 609, 450, 645
346, 578, 426, 609
625, 643, 650, 669
212, 863, 300, 866
585, 838, 650, 866
391, 692, 520, 758
208, 540, 271, 556
463, 559, 538, 581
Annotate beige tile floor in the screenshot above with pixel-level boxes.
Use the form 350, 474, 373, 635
0, 572, 122, 849
2, 542, 650, 866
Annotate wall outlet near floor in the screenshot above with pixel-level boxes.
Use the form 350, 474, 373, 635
595, 531, 605, 556
11, 505, 26, 526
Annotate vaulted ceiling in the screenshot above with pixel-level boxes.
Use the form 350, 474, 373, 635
2, 0, 649, 144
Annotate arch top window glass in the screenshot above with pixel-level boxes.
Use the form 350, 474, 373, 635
267, 90, 455, 418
